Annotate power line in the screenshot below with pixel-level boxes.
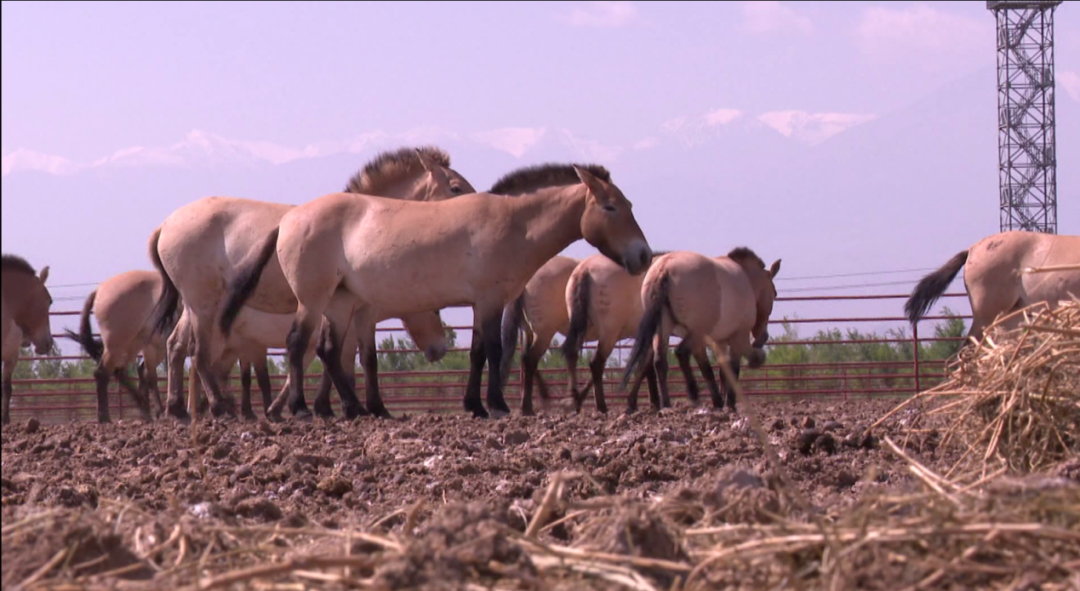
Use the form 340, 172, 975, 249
774, 267, 937, 282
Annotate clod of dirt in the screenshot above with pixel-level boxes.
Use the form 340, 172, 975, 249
318, 476, 353, 498
814, 433, 837, 455
397, 429, 420, 440
25, 418, 40, 434
798, 429, 823, 455
375, 503, 535, 589
485, 435, 504, 451
557, 447, 572, 461
233, 497, 283, 522
505, 430, 530, 446
577, 504, 689, 584
771, 418, 786, 432
253, 444, 284, 465
802, 417, 816, 429
294, 454, 334, 469
836, 470, 858, 490
572, 450, 598, 465
211, 444, 230, 460
715, 468, 764, 494
823, 420, 843, 432
56, 485, 98, 508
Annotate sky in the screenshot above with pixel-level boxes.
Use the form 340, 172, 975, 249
2, 1, 1078, 349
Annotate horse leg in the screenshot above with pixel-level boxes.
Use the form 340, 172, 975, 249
93, 364, 111, 423
312, 368, 335, 418
278, 306, 322, 420
652, 333, 672, 410
675, 340, 701, 406
253, 358, 273, 414
692, 348, 724, 409
520, 340, 541, 416
164, 320, 190, 421
239, 359, 258, 421
625, 349, 652, 414
590, 341, 613, 414
463, 323, 489, 419
316, 320, 368, 420
190, 321, 237, 419
720, 351, 742, 412
480, 311, 511, 418
0, 362, 12, 426
143, 347, 166, 416
114, 366, 152, 421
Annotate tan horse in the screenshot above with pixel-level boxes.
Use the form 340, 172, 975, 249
561, 253, 663, 413
1, 255, 54, 425
221, 164, 653, 419
622, 248, 781, 412
172, 292, 447, 420
905, 230, 1080, 341
498, 255, 579, 415
65, 270, 163, 423
150, 147, 472, 420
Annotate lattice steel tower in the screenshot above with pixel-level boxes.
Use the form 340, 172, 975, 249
987, 1, 1062, 234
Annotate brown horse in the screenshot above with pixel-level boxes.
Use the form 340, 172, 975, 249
498, 255, 579, 415
1, 255, 54, 425
66, 270, 163, 423
622, 248, 781, 412
905, 230, 1080, 341
561, 253, 663, 413
221, 164, 653, 420
150, 147, 472, 420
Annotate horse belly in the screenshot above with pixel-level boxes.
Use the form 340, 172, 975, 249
230, 307, 295, 349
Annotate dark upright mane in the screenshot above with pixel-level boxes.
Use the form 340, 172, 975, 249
344, 146, 451, 194
489, 163, 611, 196
727, 247, 765, 269
0, 254, 36, 276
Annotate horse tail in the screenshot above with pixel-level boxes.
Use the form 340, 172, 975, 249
560, 273, 591, 366
220, 228, 279, 335
148, 226, 181, 336
905, 250, 968, 325
621, 272, 671, 390
65, 290, 103, 363
499, 294, 526, 390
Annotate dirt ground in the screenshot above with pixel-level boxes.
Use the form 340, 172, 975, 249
0, 397, 962, 589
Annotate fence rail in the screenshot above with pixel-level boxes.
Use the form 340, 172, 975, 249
6, 292, 969, 423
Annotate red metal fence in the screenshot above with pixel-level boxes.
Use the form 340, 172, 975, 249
7, 292, 969, 423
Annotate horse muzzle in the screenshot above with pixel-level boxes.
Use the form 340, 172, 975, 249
425, 344, 448, 363
622, 241, 653, 276
747, 347, 767, 369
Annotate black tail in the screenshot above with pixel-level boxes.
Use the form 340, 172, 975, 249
65, 291, 103, 362
621, 273, 670, 390
561, 273, 591, 364
905, 250, 968, 325
499, 294, 526, 389
220, 228, 280, 334
148, 227, 181, 335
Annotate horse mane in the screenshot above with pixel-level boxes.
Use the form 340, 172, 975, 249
344, 146, 451, 195
727, 247, 766, 269
489, 163, 611, 196
0, 254, 36, 276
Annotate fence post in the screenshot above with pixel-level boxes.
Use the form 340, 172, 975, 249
913, 322, 921, 394
117, 376, 124, 421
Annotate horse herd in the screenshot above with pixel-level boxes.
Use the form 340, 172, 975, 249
1, 146, 1078, 426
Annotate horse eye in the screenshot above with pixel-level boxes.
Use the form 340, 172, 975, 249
450, 185, 464, 195
602, 204, 617, 213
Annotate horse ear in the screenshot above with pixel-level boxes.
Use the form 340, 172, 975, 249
415, 149, 450, 188
769, 259, 781, 279
573, 165, 611, 204
38, 266, 50, 284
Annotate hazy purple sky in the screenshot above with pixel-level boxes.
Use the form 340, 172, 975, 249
3, 1, 1078, 342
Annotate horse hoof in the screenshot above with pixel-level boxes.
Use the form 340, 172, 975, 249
242, 410, 259, 423
520, 407, 536, 417
211, 401, 237, 418
293, 409, 314, 422
97, 414, 112, 424
371, 408, 393, 420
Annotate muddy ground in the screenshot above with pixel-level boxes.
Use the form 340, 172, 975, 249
1, 397, 959, 589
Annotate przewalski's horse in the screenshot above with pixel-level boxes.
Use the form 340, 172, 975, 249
65, 270, 164, 423
150, 147, 471, 420
560, 252, 665, 414
1, 255, 54, 425
172, 292, 447, 421
498, 255, 578, 415
905, 231, 1080, 342
222, 164, 653, 420
489, 166, 612, 416
622, 248, 780, 412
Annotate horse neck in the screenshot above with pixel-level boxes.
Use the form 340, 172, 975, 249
507, 185, 588, 270
0, 271, 31, 319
